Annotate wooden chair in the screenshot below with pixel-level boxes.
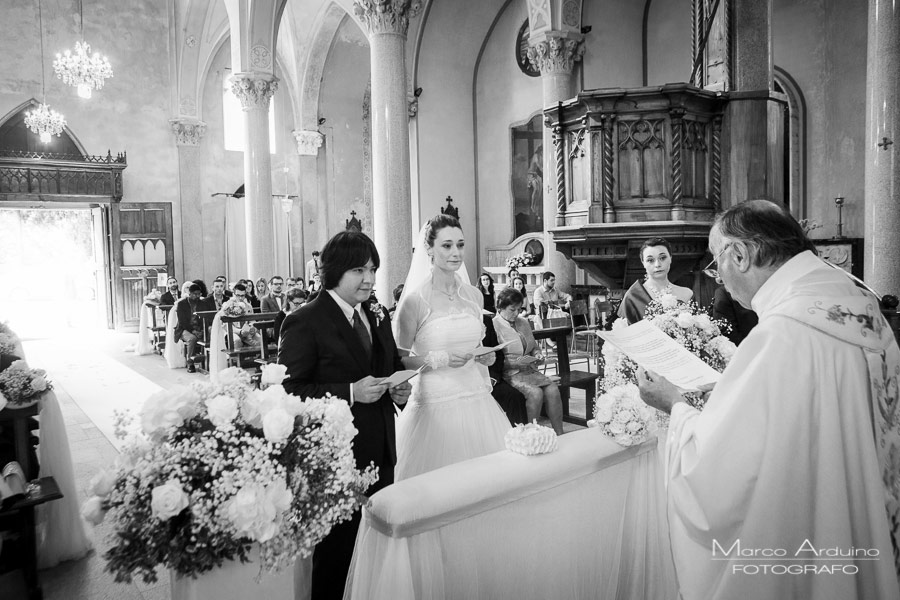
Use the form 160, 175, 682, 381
150, 304, 172, 354
568, 300, 598, 370
194, 310, 219, 372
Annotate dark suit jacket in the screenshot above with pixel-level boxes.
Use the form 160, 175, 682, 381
712, 286, 758, 345
277, 291, 404, 490
160, 291, 178, 306
174, 297, 204, 340
261, 293, 285, 314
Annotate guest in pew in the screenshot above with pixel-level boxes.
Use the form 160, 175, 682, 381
483, 313, 528, 425
174, 284, 205, 373
477, 273, 497, 313
254, 277, 268, 302
273, 287, 307, 341
160, 276, 180, 306
389, 284, 404, 316
511, 276, 535, 318
241, 278, 260, 310
261, 276, 286, 313
191, 279, 208, 298
493, 287, 564, 434
209, 278, 233, 311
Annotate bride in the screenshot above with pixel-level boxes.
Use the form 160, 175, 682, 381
393, 214, 511, 480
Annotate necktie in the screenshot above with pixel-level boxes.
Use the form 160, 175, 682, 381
352, 309, 372, 358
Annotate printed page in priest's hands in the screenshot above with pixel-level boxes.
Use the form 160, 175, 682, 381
597, 320, 721, 391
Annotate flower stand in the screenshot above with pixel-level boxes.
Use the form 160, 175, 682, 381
170, 546, 304, 600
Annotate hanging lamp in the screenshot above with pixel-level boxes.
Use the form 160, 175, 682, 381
53, 0, 113, 98
25, 0, 66, 143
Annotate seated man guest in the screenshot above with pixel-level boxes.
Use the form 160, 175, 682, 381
208, 277, 233, 311
174, 284, 205, 373
261, 276, 286, 312
273, 287, 307, 341
533, 271, 572, 319
493, 288, 564, 434
160, 276, 180, 306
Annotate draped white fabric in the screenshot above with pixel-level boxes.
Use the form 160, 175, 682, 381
208, 313, 227, 383
344, 430, 677, 600
135, 304, 154, 356
163, 306, 183, 369
35, 389, 93, 568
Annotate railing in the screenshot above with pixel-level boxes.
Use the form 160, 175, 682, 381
0, 150, 127, 199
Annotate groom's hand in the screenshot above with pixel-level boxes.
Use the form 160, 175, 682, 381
354, 376, 389, 404
389, 381, 412, 406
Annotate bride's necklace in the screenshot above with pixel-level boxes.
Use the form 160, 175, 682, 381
645, 280, 672, 300
433, 285, 457, 301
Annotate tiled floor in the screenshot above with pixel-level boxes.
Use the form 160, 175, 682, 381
13, 329, 591, 599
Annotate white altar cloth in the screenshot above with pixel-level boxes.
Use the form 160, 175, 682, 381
344, 429, 677, 600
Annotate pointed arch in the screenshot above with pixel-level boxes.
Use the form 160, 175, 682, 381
774, 66, 807, 219
0, 99, 88, 156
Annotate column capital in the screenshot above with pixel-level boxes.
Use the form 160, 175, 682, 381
527, 31, 585, 76
353, 0, 421, 36
230, 72, 279, 110
169, 117, 207, 147
293, 130, 324, 156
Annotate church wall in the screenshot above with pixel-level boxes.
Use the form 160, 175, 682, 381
0, 0, 180, 265
645, 0, 694, 86
582, 0, 646, 89
415, 0, 507, 276
318, 17, 371, 240
774, 0, 867, 239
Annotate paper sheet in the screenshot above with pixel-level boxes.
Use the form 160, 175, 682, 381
380, 366, 425, 388
472, 340, 513, 357
597, 320, 721, 391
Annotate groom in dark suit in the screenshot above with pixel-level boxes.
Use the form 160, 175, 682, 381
278, 230, 411, 600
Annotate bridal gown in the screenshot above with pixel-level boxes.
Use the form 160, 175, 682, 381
394, 306, 510, 481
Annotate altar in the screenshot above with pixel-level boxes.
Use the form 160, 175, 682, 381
344, 429, 677, 599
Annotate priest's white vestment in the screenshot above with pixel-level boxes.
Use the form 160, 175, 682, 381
665, 251, 900, 600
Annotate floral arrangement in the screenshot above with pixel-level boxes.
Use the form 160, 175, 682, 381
504, 421, 557, 455
0, 322, 20, 356
505, 252, 534, 270
592, 294, 737, 442
81, 366, 377, 584
588, 384, 657, 447
144, 289, 162, 304
0, 360, 50, 407
221, 297, 253, 318
368, 298, 387, 327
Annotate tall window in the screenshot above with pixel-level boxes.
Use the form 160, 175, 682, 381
774, 68, 806, 219
222, 72, 277, 154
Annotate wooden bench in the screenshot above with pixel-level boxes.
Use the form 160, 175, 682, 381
193, 310, 219, 372
0, 476, 62, 600
533, 325, 599, 426
220, 312, 279, 368
146, 303, 172, 354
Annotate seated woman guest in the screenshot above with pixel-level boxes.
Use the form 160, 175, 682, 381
255, 277, 268, 302
510, 276, 535, 317
493, 288, 564, 435
241, 278, 260, 310
618, 236, 693, 324
477, 273, 497, 313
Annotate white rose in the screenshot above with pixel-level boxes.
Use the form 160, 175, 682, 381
595, 406, 613, 423
659, 294, 679, 310
608, 421, 625, 435
89, 469, 118, 497
260, 363, 289, 387
206, 394, 238, 428
694, 314, 713, 332
625, 420, 643, 434
81, 496, 106, 525
226, 484, 285, 543
30, 375, 48, 393
265, 479, 293, 514
280, 395, 307, 417
675, 312, 694, 329
217, 367, 244, 387
262, 408, 295, 443
140, 386, 201, 438
717, 337, 737, 361
150, 479, 189, 520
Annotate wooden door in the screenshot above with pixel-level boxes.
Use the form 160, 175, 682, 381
110, 203, 174, 331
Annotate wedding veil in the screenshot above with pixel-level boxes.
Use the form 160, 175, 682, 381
397, 222, 472, 308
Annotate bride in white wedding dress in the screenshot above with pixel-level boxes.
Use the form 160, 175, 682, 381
392, 214, 511, 480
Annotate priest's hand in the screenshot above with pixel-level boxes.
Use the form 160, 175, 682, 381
389, 381, 412, 406
636, 367, 685, 414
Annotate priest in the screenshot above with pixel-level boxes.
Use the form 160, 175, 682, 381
638, 199, 899, 599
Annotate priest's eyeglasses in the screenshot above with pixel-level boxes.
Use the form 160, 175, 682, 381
702, 244, 732, 282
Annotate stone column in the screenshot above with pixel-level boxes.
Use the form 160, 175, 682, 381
864, 0, 900, 295
354, 0, 418, 306
527, 31, 584, 289
170, 117, 206, 280
231, 72, 278, 280
293, 129, 325, 275
722, 0, 784, 207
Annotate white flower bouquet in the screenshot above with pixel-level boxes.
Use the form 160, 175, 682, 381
82, 367, 377, 584
143, 288, 162, 304
221, 297, 253, 318
505, 252, 534, 270
588, 384, 657, 447
0, 359, 50, 407
504, 421, 558, 455
595, 294, 737, 439
0, 321, 21, 356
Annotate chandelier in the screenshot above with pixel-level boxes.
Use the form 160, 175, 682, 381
25, 104, 66, 143
26, 0, 66, 143
53, 1, 112, 99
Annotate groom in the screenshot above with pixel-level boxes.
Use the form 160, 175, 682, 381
278, 230, 411, 600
